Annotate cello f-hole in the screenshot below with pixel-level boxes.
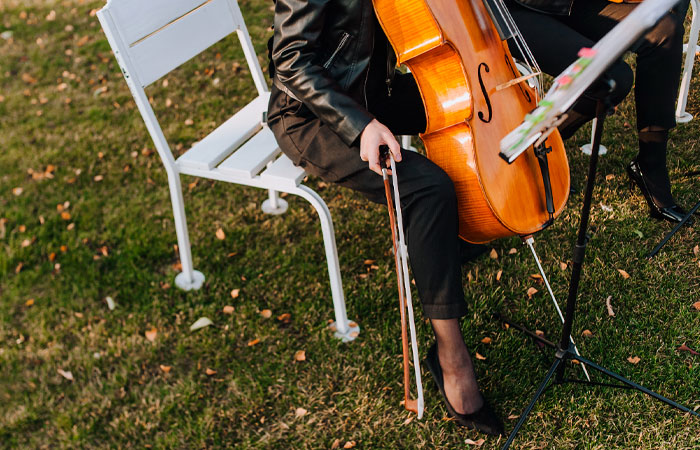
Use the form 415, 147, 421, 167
477, 62, 493, 123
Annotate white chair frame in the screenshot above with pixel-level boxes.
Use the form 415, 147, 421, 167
676, 0, 700, 123
97, 0, 359, 341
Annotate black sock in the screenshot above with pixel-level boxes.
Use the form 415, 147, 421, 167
636, 129, 674, 208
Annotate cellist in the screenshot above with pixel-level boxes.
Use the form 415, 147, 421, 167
266, 0, 504, 436
505, 0, 692, 223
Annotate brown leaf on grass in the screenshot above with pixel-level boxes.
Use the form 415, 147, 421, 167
507, 414, 519, 420
184, 118, 194, 126
617, 269, 630, 280
15, 262, 23, 274
215, 228, 226, 240
159, 365, 171, 373
25, 299, 34, 307
693, 245, 699, 257
475, 352, 486, 361
57, 369, 73, 381
343, 441, 356, 449
605, 296, 615, 317
560, 262, 568, 270
508, 248, 517, 254
247, 338, 260, 347
605, 174, 615, 181
205, 368, 216, 376
21, 73, 37, 84
93, 175, 103, 182
692, 301, 700, 311
627, 356, 640, 364
277, 313, 291, 322
294, 407, 307, 418
223, 305, 234, 315
49, 252, 56, 262
481, 337, 492, 344
678, 343, 700, 356
230, 288, 240, 299
294, 350, 306, 362
529, 273, 542, 281
526, 287, 538, 298
260, 309, 272, 319
465, 438, 485, 446
145, 327, 157, 342
489, 248, 498, 259
331, 439, 341, 449
582, 329, 593, 338
496, 270, 503, 281
363, 259, 376, 265
12, 187, 23, 196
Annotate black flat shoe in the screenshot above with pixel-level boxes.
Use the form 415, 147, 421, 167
424, 343, 504, 436
626, 159, 693, 224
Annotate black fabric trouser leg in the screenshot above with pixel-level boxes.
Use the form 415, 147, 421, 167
507, 0, 687, 132
267, 74, 468, 320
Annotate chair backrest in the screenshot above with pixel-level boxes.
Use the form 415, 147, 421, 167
97, 0, 268, 167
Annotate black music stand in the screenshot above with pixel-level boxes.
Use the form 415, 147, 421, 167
647, 199, 700, 258
500, 90, 700, 449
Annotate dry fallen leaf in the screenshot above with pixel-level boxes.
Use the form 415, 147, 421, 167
343, 441, 356, 449
617, 269, 630, 280
190, 317, 213, 331
489, 248, 498, 259
529, 273, 542, 281
277, 313, 291, 322
496, 269, 503, 281
25, 298, 34, 307
260, 309, 272, 319
57, 369, 73, 381
12, 187, 23, 196
331, 439, 341, 449
223, 305, 234, 315
475, 352, 486, 361
627, 356, 640, 365
205, 368, 217, 376
184, 118, 194, 126
294, 350, 306, 362
693, 301, 700, 311
605, 174, 615, 181
694, 245, 699, 257
508, 248, 517, 254
526, 287, 538, 298
605, 295, 615, 317
507, 414, 519, 420
678, 343, 700, 356
230, 288, 240, 299
295, 407, 307, 418
481, 337, 492, 344
145, 327, 158, 342
215, 228, 226, 240
560, 262, 568, 270
363, 259, 376, 265
582, 329, 593, 338
247, 338, 260, 346
465, 438, 485, 446
160, 365, 172, 373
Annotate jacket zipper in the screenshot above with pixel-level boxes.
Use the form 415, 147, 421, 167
324, 32, 351, 69
364, 32, 374, 108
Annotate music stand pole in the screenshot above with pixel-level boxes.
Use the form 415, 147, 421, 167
502, 94, 700, 450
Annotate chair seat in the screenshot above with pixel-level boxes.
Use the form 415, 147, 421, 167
176, 93, 270, 171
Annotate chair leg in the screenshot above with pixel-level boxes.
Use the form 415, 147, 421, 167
167, 173, 205, 290
294, 185, 360, 342
677, 0, 700, 123
261, 189, 289, 215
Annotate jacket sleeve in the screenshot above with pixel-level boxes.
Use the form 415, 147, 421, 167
271, 0, 374, 146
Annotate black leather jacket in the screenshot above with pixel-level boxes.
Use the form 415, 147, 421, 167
513, 0, 574, 15
270, 0, 395, 146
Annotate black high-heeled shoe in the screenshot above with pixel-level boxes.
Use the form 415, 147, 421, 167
626, 159, 691, 224
424, 343, 504, 436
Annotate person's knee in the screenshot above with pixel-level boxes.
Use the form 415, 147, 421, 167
428, 169, 458, 209
642, 12, 684, 51
608, 62, 634, 105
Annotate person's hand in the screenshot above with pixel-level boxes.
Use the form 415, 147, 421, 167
359, 119, 401, 175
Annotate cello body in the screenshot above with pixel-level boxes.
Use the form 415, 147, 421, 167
373, 0, 570, 243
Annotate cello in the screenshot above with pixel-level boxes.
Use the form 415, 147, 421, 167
373, 0, 570, 243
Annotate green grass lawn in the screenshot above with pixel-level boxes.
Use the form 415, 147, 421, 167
1, 0, 699, 448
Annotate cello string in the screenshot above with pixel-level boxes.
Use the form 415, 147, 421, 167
490, 0, 544, 98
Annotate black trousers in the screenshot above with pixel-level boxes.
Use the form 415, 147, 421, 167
268, 74, 468, 320
507, 0, 687, 133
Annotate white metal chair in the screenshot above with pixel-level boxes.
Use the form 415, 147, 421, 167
97, 0, 359, 341
676, 0, 700, 123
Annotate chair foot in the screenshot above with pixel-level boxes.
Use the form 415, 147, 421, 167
676, 112, 693, 124
175, 270, 205, 290
330, 320, 360, 342
580, 143, 608, 156
261, 198, 289, 215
